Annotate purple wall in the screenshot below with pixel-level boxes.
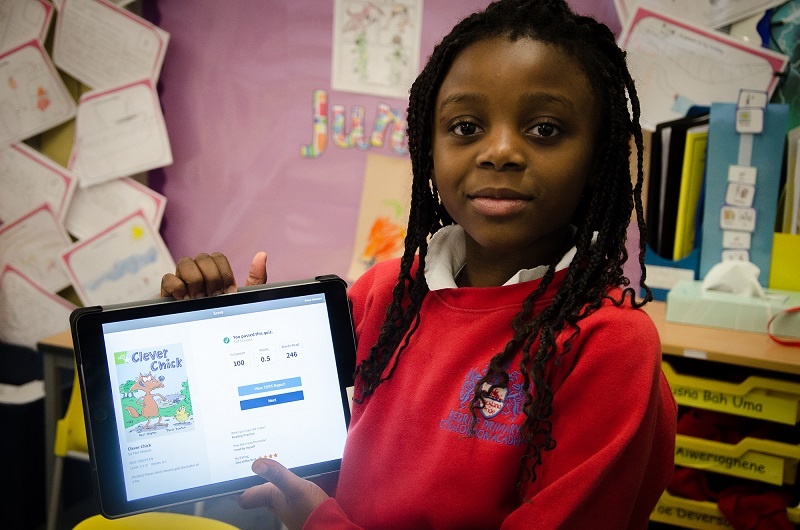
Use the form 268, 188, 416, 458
153, 0, 621, 283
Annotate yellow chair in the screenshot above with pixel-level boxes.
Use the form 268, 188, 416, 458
46, 369, 233, 530
47, 368, 91, 530
73, 513, 239, 530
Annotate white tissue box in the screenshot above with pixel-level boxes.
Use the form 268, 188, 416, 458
665, 279, 800, 338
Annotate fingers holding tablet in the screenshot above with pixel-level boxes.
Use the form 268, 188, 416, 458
239, 458, 328, 530
73, 275, 352, 518
161, 252, 240, 299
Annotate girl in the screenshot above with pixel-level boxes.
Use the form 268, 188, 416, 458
162, 0, 677, 528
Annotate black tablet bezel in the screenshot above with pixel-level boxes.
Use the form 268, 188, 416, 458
70, 275, 355, 518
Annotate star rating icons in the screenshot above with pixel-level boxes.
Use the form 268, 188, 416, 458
258, 454, 279, 459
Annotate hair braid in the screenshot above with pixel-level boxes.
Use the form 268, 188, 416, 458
354, 0, 652, 492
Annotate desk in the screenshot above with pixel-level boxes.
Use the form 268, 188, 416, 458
37, 329, 75, 509
642, 300, 800, 375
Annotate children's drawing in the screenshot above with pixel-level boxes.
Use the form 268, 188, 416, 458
361, 210, 406, 267
0, 40, 75, 147
347, 153, 411, 281
70, 79, 173, 186
60, 210, 176, 306
331, 0, 422, 99
0, 264, 76, 349
0, 203, 73, 293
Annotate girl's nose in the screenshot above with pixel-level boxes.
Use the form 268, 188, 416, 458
476, 127, 526, 170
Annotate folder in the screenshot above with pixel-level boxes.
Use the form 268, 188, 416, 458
646, 112, 709, 259
673, 125, 709, 260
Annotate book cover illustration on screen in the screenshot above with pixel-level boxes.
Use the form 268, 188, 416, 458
114, 342, 194, 441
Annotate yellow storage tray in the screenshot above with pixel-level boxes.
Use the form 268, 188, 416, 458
651, 491, 800, 529
675, 434, 800, 485
663, 362, 800, 425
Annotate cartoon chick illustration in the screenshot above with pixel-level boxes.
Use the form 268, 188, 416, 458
174, 405, 189, 423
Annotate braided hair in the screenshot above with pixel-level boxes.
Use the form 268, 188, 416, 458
354, 0, 652, 491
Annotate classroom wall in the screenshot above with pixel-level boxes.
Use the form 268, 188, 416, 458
151, 0, 620, 283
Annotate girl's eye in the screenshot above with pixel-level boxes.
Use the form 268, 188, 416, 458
451, 121, 481, 136
530, 122, 560, 138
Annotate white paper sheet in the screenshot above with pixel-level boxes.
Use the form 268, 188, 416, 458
0, 39, 77, 148
331, 0, 423, 99
0, 264, 75, 349
0, 203, 73, 292
52, 0, 169, 90
64, 176, 166, 240
60, 210, 175, 306
787, 134, 800, 235
618, 7, 788, 131
68, 79, 173, 186
614, 0, 786, 29
0, 142, 77, 223
0, 0, 53, 53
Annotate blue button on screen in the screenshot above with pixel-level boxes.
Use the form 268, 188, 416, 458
238, 377, 302, 396
240, 390, 305, 410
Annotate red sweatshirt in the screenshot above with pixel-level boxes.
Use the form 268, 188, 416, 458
306, 259, 676, 529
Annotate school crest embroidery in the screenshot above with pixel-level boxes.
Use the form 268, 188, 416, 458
480, 382, 507, 418
439, 367, 526, 446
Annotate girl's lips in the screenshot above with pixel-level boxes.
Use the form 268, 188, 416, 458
470, 196, 530, 217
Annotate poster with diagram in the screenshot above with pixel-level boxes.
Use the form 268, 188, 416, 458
331, 0, 423, 99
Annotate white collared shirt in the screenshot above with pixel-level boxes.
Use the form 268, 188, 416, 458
424, 225, 581, 291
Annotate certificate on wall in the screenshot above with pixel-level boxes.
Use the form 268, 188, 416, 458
0, 0, 53, 53
331, 0, 423, 99
0, 203, 73, 293
0, 264, 76, 349
618, 7, 788, 131
0, 40, 77, 148
614, 0, 786, 29
52, 0, 169, 90
0, 142, 78, 223
60, 210, 175, 306
64, 177, 166, 240
68, 79, 173, 186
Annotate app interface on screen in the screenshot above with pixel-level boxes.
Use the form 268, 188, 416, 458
101, 294, 348, 501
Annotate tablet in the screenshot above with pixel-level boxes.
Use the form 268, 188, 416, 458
70, 274, 355, 518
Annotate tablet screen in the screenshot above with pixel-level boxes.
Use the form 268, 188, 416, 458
72, 276, 354, 517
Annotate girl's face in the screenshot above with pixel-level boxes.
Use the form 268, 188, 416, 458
432, 37, 602, 273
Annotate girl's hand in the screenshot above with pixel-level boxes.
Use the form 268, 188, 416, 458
238, 458, 329, 530
160, 251, 268, 299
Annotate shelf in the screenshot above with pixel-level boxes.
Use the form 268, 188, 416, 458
643, 301, 800, 375
648, 301, 800, 528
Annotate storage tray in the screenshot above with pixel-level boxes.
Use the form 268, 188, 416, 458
675, 434, 800, 485
663, 362, 800, 425
651, 491, 800, 529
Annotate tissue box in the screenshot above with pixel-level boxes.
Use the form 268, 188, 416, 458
666, 279, 800, 338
